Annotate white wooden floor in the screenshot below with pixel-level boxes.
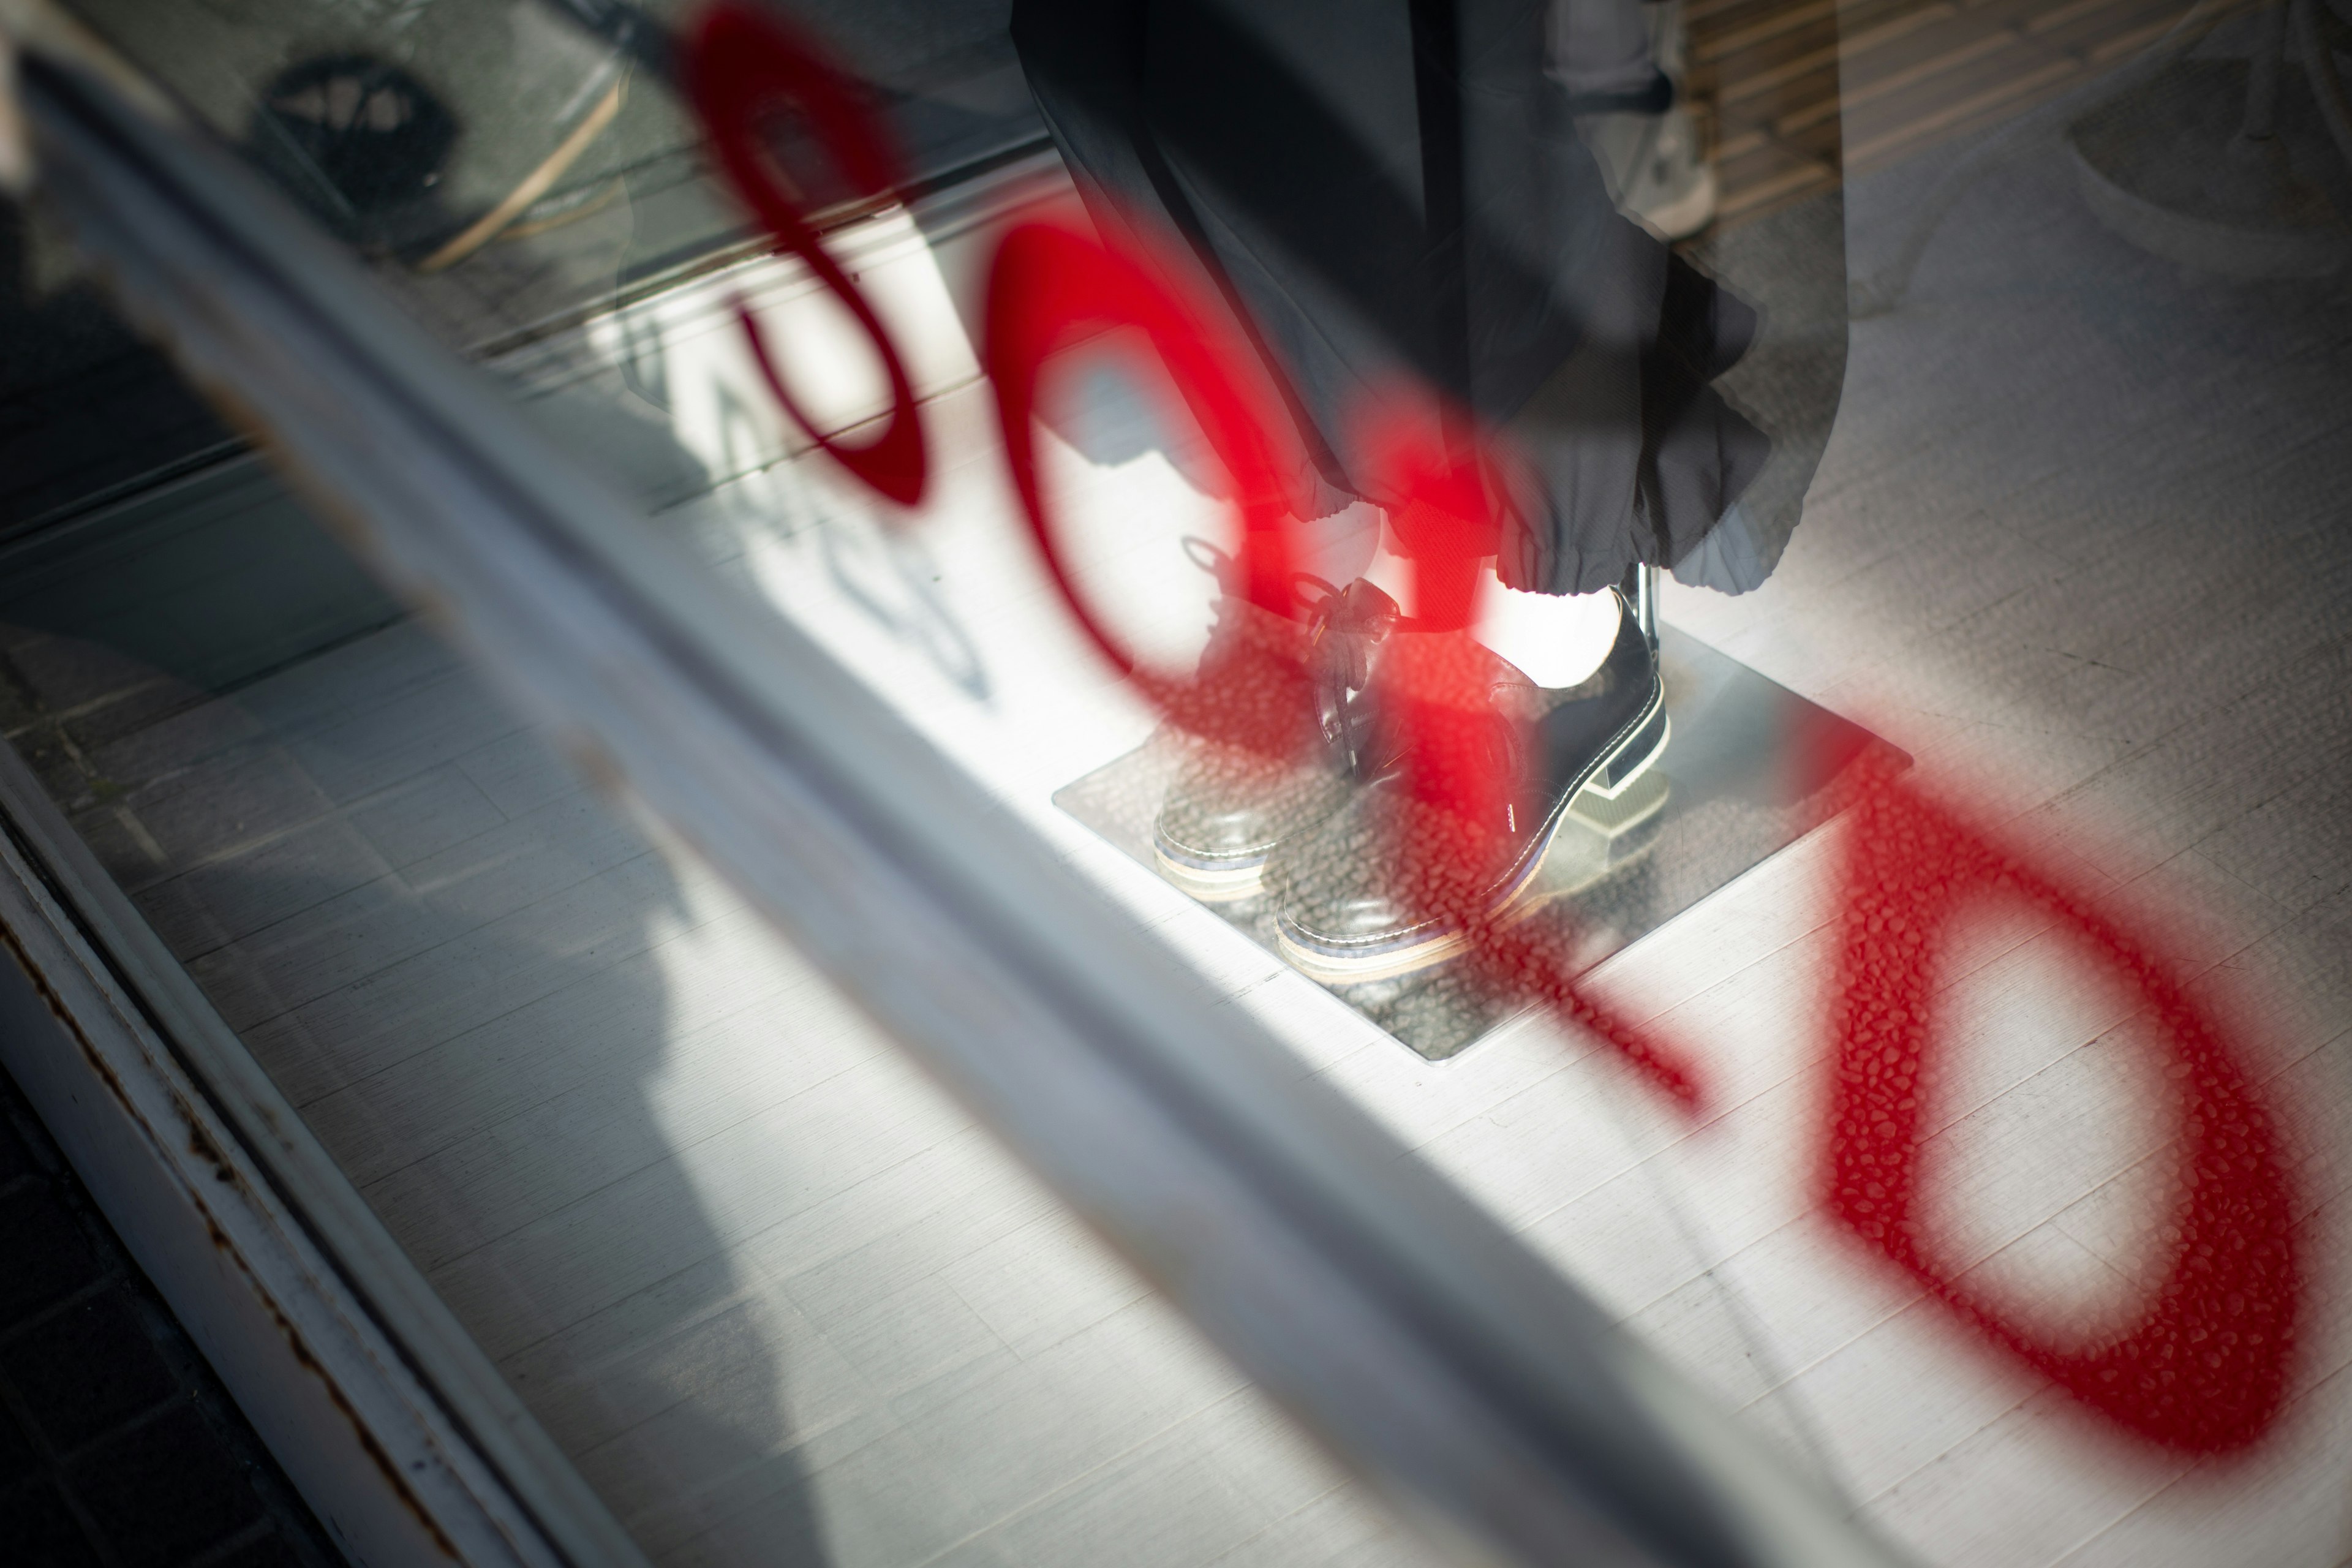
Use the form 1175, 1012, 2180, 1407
14, 81, 2352, 1568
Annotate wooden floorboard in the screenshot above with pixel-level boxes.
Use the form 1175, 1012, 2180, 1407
1691, 0, 2243, 223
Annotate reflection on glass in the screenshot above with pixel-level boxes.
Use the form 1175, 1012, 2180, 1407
0, 453, 1450, 1565
56, 0, 1041, 347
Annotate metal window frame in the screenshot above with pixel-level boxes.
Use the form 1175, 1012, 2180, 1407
0, 718, 639, 1568
1, 17, 1908, 1568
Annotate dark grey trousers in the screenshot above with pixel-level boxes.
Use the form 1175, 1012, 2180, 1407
1008, 0, 1773, 594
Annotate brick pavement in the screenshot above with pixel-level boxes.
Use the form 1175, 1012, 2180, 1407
0, 1060, 344, 1568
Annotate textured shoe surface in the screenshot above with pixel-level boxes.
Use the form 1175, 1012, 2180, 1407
1151, 578, 1400, 901
1153, 741, 1357, 900
1267, 590, 1666, 980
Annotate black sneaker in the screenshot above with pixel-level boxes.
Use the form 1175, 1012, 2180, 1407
1152, 573, 1400, 903
1265, 589, 1667, 981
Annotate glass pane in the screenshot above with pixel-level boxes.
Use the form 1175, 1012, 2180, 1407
6, 0, 1039, 532
13, 0, 2352, 1562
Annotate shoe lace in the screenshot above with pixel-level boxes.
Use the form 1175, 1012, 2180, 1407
1180, 538, 1408, 773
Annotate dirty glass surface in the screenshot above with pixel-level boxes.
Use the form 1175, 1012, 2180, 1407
11, 0, 2352, 1565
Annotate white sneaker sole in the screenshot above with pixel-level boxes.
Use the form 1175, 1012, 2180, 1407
1152, 840, 1272, 904
1275, 689, 1670, 986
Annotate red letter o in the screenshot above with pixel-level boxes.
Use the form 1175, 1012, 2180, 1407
982, 217, 1314, 756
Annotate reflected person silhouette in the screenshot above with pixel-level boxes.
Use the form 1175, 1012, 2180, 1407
0, 590, 833, 1562
0, 192, 232, 531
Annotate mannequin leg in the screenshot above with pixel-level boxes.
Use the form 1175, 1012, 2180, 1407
1360, 520, 1623, 690
1551, 0, 1719, 239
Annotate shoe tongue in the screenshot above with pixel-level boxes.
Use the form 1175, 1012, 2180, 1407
1313, 578, 1401, 693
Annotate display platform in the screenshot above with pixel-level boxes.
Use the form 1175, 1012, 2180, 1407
1057, 624, 1909, 1059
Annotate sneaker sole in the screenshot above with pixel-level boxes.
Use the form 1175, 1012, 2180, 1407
1152, 838, 1272, 904
1275, 679, 1669, 986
